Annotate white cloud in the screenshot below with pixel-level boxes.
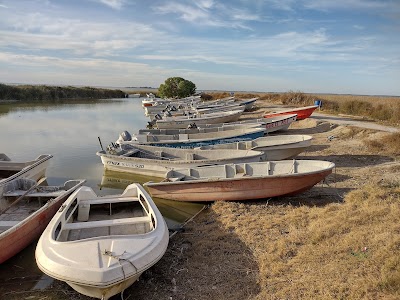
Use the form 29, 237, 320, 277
152, 1, 254, 29
95, 0, 126, 10
304, 0, 388, 11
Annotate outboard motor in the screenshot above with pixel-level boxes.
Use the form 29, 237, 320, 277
147, 121, 155, 129
119, 130, 132, 142
187, 123, 198, 129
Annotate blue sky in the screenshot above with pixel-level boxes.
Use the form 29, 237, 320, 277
0, 0, 399, 95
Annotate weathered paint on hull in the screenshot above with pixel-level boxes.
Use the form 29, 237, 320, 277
264, 105, 318, 120
0, 196, 67, 263
146, 169, 333, 202
264, 114, 296, 133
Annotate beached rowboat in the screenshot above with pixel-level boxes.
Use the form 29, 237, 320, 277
116, 127, 265, 149
97, 144, 263, 177
263, 105, 318, 120
196, 134, 313, 160
35, 183, 169, 300
144, 160, 335, 202
0, 153, 53, 198
153, 109, 244, 129
0, 178, 85, 263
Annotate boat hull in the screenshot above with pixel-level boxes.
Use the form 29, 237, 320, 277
146, 168, 333, 202
0, 179, 85, 263
98, 151, 263, 177
145, 130, 264, 149
155, 110, 243, 129
198, 135, 313, 161
264, 105, 318, 120
0, 154, 53, 207
35, 184, 169, 300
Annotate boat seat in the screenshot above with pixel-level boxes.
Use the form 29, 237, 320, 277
78, 197, 137, 206
186, 153, 195, 160
122, 149, 139, 157
179, 134, 189, 140
0, 221, 19, 230
168, 175, 185, 182
3, 190, 65, 198
63, 216, 151, 231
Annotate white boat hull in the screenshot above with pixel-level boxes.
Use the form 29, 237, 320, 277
197, 135, 313, 160
155, 109, 244, 129
97, 147, 263, 177
36, 184, 169, 300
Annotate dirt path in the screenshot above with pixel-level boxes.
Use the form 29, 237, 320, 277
311, 112, 399, 133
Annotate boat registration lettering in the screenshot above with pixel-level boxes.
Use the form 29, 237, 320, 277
107, 161, 144, 168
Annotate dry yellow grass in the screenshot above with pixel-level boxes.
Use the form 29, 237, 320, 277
210, 180, 400, 299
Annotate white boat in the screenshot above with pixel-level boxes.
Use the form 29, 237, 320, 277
185, 114, 297, 134
144, 160, 335, 202
96, 143, 263, 177
0, 153, 53, 197
197, 135, 313, 160
0, 178, 85, 263
128, 93, 140, 98
36, 183, 169, 300
116, 127, 265, 149
153, 109, 245, 129
136, 122, 264, 136
143, 96, 233, 116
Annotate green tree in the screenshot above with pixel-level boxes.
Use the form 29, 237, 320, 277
158, 77, 196, 98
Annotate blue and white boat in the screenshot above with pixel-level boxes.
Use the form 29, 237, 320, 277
116, 127, 265, 149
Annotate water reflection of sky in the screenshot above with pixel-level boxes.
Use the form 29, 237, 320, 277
0, 99, 148, 190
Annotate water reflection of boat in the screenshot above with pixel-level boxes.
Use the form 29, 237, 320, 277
99, 170, 205, 228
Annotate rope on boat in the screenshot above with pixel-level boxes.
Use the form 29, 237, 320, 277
103, 250, 138, 281
169, 204, 208, 239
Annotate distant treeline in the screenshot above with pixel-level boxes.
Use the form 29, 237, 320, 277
0, 84, 126, 101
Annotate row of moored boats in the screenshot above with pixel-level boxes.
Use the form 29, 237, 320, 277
0, 94, 328, 299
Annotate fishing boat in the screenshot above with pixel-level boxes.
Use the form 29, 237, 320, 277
0, 178, 85, 263
35, 183, 169, 300
196, 135, 313, 160
0, 153, 53, 196
144, 160, 335, 202
152, 109, 245, 129
147, 102, 245, 119
199, 114, 297, 133
96, 143, 263, 177
136, 122, 264, 136
263, 105, 318, 120
116, 127, 265, 149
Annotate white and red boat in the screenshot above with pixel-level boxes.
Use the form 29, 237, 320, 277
0, 178, 85, 263
263, 105, 318, 120
144, 160, 335, 202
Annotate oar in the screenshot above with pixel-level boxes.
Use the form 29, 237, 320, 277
0, 177, 47, 215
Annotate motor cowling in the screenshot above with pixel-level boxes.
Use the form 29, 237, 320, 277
119, 130, 132, 141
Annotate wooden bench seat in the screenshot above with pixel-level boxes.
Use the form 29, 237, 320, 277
0, 220, 20, 230
63, 216, 151, 230
78, 196, 138, 206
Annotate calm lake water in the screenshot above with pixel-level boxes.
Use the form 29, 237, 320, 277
0, 98, 204, 296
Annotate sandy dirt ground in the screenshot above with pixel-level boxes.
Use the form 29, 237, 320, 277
3, 101, 399, 300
